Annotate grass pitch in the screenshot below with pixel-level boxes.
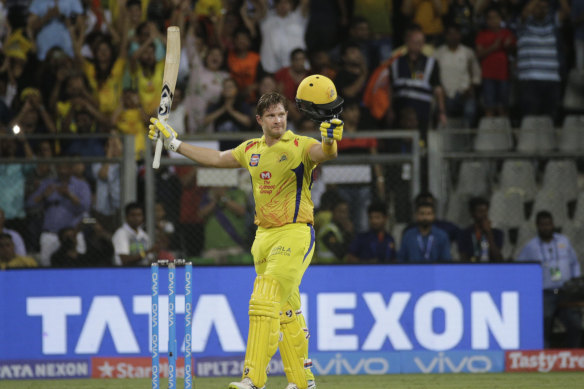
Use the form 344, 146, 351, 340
1, 373, 584, 389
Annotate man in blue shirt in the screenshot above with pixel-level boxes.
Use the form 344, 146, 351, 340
346, 202, 396, 263
398, 202, 451, 262
516, 211, 581, 348
402, 192, 460, 244
458, 197, 504, 262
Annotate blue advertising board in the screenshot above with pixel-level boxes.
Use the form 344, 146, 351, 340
0, 264, 542, 360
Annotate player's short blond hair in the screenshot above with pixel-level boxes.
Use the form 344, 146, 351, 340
257, 92, 288, 117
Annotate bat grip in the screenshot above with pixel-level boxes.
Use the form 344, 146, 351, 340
152, 138, 163, 169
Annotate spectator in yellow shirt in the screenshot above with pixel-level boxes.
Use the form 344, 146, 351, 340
0, 234, 37, 270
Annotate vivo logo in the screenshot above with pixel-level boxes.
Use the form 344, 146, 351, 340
312, 353, 393, 375
413, 352, 493, 373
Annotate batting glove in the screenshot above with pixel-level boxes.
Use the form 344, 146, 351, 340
320, 118, 344, 142
148, 118, 182, 152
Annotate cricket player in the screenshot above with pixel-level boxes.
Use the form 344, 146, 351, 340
149, 75, 344, 389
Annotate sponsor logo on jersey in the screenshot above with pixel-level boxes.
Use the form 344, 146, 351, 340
250, 154, 260, 166
260, 171, 271, 180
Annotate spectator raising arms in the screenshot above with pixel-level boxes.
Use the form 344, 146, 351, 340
184, 21, 229, 132
253, 0, 310, 74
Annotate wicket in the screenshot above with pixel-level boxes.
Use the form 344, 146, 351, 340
151, 259, 193, 389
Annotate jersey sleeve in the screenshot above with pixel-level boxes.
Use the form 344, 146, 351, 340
231, 139, 257, 168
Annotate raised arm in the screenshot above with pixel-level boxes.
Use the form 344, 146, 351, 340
148, 118, 240, 168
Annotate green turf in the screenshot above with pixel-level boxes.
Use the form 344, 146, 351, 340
2, 373, 584, 389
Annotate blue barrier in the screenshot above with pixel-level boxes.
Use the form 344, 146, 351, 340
0, 264, 542, 360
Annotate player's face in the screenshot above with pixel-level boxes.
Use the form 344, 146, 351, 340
257, 104, 287, 140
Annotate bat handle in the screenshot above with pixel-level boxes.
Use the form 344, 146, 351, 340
152, 138, 163, 169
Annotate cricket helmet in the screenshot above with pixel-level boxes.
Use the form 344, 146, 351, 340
295, 74, 344, 121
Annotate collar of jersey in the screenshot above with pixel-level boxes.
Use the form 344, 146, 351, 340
260, 130, 294, 144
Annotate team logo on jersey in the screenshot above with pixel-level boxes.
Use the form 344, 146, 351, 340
294, 139, 299, 147
250, 154, 260, 166
260, 171, 272, 180
279, 153, 288, 162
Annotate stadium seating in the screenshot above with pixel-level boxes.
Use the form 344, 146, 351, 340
474, 117, 513, 151
499, 159, 537, 202
559, 115, 584, 152
517, 116, 555, 152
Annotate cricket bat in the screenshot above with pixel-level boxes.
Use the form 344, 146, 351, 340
152, 26, 181, 169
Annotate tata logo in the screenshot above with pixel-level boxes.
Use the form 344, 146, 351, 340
250, 154, 260, 167
260, 171, 271, 180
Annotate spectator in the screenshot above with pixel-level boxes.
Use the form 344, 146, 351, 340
0, 233, 37, 270
0, 132, 34, 236
155, 202, 175, 238
27, 162, 91, 266
274, 48, 308, 122
10, 88, 57, 135
316, 200, 354, 263
50, 226, 83, 267
401, 0, 449, 45
398, 201, 451, 262
92, 134, 122, 232
113, 88, 148, 159
227, 27, 262, 102
475, 7, 515, 117
112, 202, 157, 266
336, 99, 385, 231
52, 72, 104, 141
517, 0, 569, 121
434, 24, 481, 127
28, 0, 83, 60
254, 0, 310, 73
308, 50, 337, 80
405, 192, 460, 243
0, 35, 30, 110
573, 0, 584, 70
334, 43, 369, 102
203, 77, 252, 148
0, 208, 26, 256
62, 108, 106, 156
77, 33, 128, 118
390, 25, 447, 137
446, 0, 476, 46
354, 1, 393, 62
199, 186, 248, 264
346, 202, 396, 263
129, 21, 166, 64
184, 23, 229, 132
80, 216, 114, 267
305, 0, 348, 52
129, 40, 164, 116
24, 140, 56, 251
516, 211, 582, 348
332, 17, 379, 71
458, 197, 504, 262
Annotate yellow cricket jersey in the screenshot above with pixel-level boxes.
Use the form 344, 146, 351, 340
232, 130, 319, 228
83, 58, 126, 115
135, 61, 165, 115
